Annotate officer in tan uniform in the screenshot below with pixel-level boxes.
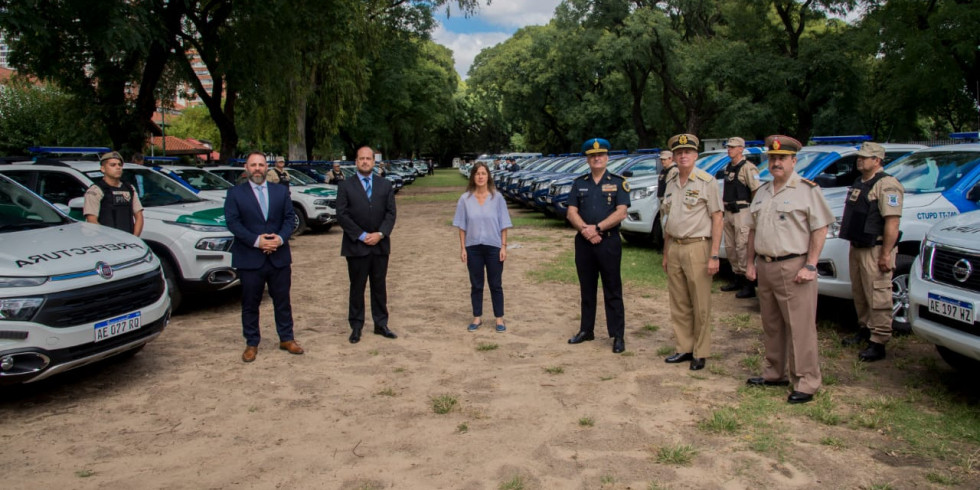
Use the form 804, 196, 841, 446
719, 137, 762, 298
660, 133, 723, 371
839, 142, 904, 362
656, 150, 676, 205
745, 135, 834, 404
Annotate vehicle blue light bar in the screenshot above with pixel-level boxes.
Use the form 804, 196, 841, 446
810, 135, 872, 144
949, 131, 980, 140
28, 146, 112, 154
144, 156, 180, 162
608, 150, 628, 155
636, 148, 661, 154
744, 140, 765, 147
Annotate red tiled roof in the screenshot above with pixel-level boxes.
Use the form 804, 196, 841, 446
148, 136, 211, 155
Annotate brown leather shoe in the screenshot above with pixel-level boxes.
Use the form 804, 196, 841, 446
242, 346, 258, 363
279, 340, 304, 355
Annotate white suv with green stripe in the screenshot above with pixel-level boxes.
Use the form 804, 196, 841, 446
0, 161, 238, 311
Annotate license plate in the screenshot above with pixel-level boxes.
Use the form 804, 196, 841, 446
94, 311, 142, 342
927, 293, 974, 325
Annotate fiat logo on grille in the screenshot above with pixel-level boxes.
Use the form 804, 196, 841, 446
95, 261, 113, 280
952, 258, 973, 283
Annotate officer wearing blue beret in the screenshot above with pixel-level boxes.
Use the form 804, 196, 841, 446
566, 138, 631, 354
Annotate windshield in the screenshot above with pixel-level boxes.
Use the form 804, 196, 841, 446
172, 168, 233, 191
758, 151, 830, 180
0, 175, 71, 231
286, 168, 317, 185
695, 153, 727, 172
107, 168, 203, 207
888, 150, 980, 194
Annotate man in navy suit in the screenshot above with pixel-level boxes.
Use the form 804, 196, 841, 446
337, 145, 398, 344
225, 152, 304, 362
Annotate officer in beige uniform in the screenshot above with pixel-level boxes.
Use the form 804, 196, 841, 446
660, 134, 723, 370
839, 142, 904, 362
745, 135, 834, 404
719, 137, 761, 298
656, 150, 676, 205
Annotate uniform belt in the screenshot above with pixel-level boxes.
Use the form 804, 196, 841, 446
758, 253, 803, 263
673, 236, 709, 245
724, 203, 750, 213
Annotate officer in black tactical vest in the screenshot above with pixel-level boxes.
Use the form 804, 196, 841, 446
656, 150, 676, 204
720, 137, 761, 298
83, 151, 144, 236
839, 142, 904, 362
267, 156, 290, 187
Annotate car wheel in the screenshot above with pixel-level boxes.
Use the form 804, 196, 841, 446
312, 222, 333, 233
160, 257, 183, 312
891, 254, 915, 336
621, 230, 644, 246
936, 346, 980, 371
651, 213, 664, 249
292, 204, 308, 236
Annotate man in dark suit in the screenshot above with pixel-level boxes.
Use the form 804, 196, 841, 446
337, 145, 398, 344
225, 152, 304, 362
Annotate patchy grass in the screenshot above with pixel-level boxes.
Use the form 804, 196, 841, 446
75, 469, 94, 478
698, 406, 740, 434
579, 416, 595, 427
456, 423, 469, 434
525, 242, 669, 290
398, 191, 461, 203
510, 213, 568, 229
431, 394, 458, 414
544, 366, 564, 374
820, 436, 847, 449
655, 444, 697, 465
499, 475, 526, 490
476, 343, 499, 352
721, 313, 754, 332
925, 471, 962, 486
655, 345, 674, 356
739, 354, 761, 372
377, 387, 396, 397
412, 168, 469, 187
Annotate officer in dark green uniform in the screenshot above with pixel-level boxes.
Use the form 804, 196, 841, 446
566, 138, 631, 354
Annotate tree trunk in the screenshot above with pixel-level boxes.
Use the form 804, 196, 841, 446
287, 74, 311, 161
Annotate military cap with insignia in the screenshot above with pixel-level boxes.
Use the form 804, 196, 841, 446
856, 142, 885, 159
100, 151, 124, 163
667, 133, 699, 151
765, 135, 802, 155
582, 137, 611, 155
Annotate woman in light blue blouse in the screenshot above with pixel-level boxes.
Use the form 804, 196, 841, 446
453, 162, 513, 332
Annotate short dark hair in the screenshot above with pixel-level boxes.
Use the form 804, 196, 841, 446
244, 151, 267, 164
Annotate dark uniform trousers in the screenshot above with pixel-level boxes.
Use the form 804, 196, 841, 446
347, 255, 390, 329
757, 255, 822, 394
240, 261, 294, 346
574, 232, 625, 338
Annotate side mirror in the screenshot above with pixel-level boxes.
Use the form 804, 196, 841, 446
68, 196, 85, 209
967, 182, 980, 202
622, 170, 633, 178
54, 203, 71, 215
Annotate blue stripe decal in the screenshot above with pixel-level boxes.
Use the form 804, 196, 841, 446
51, 270, 98, 281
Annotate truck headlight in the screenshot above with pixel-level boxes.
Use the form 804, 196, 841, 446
195, 237, 234, 251
920, 239, 935, 279
313, 199, 329, 206
0, 277, 48, 288
165, 221, 229, 233
826, 217, 842, 238
630, 185, 657, 201
0, 298, 43, 321
557, 184, 572, 195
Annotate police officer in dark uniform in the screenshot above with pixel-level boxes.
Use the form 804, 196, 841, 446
566, 138, 631, 354
83, 151, 144, 236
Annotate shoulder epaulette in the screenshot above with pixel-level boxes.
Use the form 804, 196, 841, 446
801, 178, 818, 187
695, 169, 713, 182
606, 171, 624, 180
575, 173, 589, 181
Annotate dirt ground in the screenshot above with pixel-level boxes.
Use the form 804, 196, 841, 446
2, 180, 978, 489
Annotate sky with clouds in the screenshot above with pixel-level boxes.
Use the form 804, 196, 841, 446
432, 0, 563, 79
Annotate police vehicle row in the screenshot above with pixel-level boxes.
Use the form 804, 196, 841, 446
0, 156, 238, 312
909, 210, 980, 370
547, 151, 663, 218
0, 173, 171, 384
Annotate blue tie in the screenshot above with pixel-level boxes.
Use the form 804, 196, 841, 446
363, 177, 372, 199
257, 185, 268, 220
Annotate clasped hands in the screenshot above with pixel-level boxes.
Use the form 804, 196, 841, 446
580, 224, 602, 244
258, 234, 281, 254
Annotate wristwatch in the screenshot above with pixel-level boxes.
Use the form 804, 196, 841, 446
595, 224, 602, 233
710, 255, 719, 260
804, 263, 816, 271
378, 232, 385, 239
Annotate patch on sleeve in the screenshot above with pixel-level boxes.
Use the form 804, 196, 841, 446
887, 194, 900, 207
622, 181, 630, 192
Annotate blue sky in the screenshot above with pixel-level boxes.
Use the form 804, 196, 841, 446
432, 0, 562, 79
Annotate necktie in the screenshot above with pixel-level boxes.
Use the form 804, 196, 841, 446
257, 185, 268, 220
363, 177, 372, 199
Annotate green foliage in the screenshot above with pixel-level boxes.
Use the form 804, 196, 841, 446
166, 106, 221, 150
0, 82, 107, 155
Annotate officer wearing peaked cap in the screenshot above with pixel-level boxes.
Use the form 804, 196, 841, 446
660, 133, 723, 371
745, 135, 834, 404
839, 141, 904, 362
566, 138, 631, 354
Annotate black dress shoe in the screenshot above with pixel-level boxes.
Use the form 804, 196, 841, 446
841, 327, 871, 346
858, 341, 886, 362
735, 283, 756, 299
349, 327, 362, 344
612, 337, 625, 353
374, 326, 398, 339
788, 391, 814, 404
568, 331, 595, 344
720, 279, 741, 292
746, 377, 790, 387
664, 352, 693, 363
689, 358, 706, 370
